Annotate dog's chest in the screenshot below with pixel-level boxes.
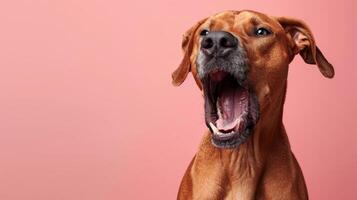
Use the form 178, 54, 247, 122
222, 174, 258, 200
191, 160, 258, 199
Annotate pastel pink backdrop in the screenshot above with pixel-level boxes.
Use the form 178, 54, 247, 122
0, 0, 356, 199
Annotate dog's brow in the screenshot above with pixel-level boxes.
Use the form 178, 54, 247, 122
250, 17, 260, 26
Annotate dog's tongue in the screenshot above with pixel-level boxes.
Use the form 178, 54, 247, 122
216, 85, 249, 132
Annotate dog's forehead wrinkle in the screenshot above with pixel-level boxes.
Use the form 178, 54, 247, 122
206, 11, 241, 31
250, 17, 260, 26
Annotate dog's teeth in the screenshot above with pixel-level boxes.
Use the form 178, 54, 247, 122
209, 122, 219, 134
209, 122, 225, 136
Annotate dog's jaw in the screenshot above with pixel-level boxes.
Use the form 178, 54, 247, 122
199, 69, 259, 148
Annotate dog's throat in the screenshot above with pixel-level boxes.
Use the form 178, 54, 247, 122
216, 82, 249, 132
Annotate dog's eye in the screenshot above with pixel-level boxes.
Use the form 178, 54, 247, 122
200, 29, 209, 36
255, 27, 271, 37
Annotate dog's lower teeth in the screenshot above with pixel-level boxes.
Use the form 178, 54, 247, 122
209, 122, 222, 135
210, 122, 238, 137
209, 122, 218, 132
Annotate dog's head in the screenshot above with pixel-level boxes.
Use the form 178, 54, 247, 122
172, 10, 334, 148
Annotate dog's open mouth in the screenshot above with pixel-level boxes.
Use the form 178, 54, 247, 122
202, 71, 259, 148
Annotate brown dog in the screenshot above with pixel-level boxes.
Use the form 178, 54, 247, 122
172, 10, 334, 200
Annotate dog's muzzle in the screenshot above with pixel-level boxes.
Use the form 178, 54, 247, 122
196, 31, 260, 149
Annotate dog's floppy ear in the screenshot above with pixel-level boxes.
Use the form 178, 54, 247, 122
172, 19, 206, 86
276, 17, 335, 78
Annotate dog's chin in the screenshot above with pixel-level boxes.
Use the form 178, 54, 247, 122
202, 70, 260, 149
211, 126, 253, 149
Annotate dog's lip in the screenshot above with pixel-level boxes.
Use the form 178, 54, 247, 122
209, 120, 243, 141
210, 126, 252, 149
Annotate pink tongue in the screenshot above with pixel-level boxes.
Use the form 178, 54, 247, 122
216, 86, 248, 131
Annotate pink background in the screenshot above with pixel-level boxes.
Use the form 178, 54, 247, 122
0, 0, 356, 199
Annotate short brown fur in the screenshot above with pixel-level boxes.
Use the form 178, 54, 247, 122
173, 10, 334, 200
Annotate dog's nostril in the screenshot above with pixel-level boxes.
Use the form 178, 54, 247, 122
220, 36, 237, 48
220, 37, 228, 47
202, 37, 214, 49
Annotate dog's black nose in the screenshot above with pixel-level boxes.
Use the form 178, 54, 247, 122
201, 31, 238, 56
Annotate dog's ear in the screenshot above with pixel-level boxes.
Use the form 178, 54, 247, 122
172, 19, 206, 86
276, 17, 335, 78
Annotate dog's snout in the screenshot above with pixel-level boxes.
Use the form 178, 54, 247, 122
201, 31, 238, 56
